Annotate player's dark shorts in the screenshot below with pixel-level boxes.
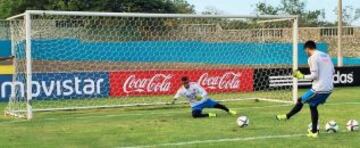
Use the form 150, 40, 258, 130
301, 89, 332, 107
191, 99, 218, 111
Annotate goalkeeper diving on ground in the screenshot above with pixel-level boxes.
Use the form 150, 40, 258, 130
276, 40, 335, 138
171, 76, 237, 118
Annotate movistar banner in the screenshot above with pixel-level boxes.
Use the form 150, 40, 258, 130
0, 72, 109, 101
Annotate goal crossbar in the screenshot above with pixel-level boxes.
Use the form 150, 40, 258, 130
7, 10, 298, 20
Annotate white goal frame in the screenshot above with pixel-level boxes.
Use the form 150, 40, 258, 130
6, 10, 299, 120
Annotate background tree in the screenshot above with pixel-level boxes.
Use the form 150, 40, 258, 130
0, 0, 195, 19
334, 6, 360, 25
201, 6, 224, 15
255, 0, 330, 27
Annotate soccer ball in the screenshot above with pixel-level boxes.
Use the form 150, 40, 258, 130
346, 120, 359, 131
308, 122, 320, 131
236, 116, 249, 128
325, 120, 339, 133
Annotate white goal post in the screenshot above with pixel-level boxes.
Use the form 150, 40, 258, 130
5, 10, 298, 120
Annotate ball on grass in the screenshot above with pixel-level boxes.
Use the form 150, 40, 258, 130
325, 120, 339, 133
237, 116, 249, 128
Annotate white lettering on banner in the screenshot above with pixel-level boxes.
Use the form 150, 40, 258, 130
333, 71, 354, 84
63, 80, 74, 96
198, 72, 242, 90
0, 77, 104, 98
123, 74, 172, 93
1, 81, 24, 98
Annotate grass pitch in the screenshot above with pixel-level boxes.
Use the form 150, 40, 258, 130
0, 87, 359, 148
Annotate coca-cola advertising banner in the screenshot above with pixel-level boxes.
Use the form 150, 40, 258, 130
109, 69, 254, 97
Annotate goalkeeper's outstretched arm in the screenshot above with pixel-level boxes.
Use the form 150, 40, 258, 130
171, 89, 181, 105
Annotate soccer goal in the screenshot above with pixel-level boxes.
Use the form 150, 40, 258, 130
5, 10, 298, 119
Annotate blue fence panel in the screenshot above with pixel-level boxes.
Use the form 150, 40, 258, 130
0, 40, 11, 57
31, 39, 330, 65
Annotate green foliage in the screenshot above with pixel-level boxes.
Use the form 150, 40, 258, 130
334, 6, 360, 25
201, 6, 224, 15
255, 0, 329, 27
255, 3, 279, 15
0, 0, 195, 19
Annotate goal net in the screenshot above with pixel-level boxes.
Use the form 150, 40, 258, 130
6, 10, 298, 119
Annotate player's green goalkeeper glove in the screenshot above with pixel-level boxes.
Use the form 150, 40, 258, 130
292, 70, 304, 79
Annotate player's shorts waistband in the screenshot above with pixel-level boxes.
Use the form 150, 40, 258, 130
310, 89, 332, 94
191, 98, 209, 107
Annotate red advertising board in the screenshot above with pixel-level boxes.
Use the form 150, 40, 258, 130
109, 69, 254, 97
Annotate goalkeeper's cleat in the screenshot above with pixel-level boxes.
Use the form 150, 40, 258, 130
276, 114, 288, 121
208, 113, 217, 118
228, 109, 237, 116
307, 129, 319, 138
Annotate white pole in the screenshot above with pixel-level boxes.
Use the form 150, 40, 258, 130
9, 21, 16, 102
337, 0, 343, 67
24, 10, 298, 19
24, 12, 33, 120
292, 17, 299, 103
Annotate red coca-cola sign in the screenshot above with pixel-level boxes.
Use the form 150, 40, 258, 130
123, 74, 172, 93
189, 69, 253, 92
109, 69, 253, 97
198, 72, 241, 90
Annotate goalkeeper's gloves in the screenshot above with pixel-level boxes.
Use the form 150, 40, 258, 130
292, 70, 304, 79
195, 96, 203, 101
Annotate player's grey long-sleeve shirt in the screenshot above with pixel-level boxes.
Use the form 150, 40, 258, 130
304, 50, 335, 93
174, 82, 208, 107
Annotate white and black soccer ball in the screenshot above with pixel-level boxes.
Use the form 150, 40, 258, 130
325, 120, 339, 133
308, 122, 320, 131
236, 116, 249, 128
346, 120, 359, 131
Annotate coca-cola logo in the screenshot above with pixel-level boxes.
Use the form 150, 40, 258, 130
198, 72, 241, 90
123, 74, 172, 93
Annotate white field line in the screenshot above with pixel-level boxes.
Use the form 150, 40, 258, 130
48, 103, 293, 120
0, 103, 287, 124
11, 97, 288, 113
0, 101, 359, 125
120, 127, 359, 148
119, 134, 304, 148
73, 101, 360, 120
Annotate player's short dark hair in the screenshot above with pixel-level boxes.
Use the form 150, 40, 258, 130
304, 40, 316, 50
181, 76, 189, 82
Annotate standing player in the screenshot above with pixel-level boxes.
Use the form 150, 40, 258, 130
171, 76, 237, 118
276, 40, 335, 138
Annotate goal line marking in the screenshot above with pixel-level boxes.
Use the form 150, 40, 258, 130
1, 101, 359, 124
72, 101, 360, 120
119, 134, 304, 148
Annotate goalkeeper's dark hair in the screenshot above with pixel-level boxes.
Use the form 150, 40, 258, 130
181, 76, 189, 82
304, 40, 317, 50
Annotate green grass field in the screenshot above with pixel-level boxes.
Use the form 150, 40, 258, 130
0, 87, 359, 148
